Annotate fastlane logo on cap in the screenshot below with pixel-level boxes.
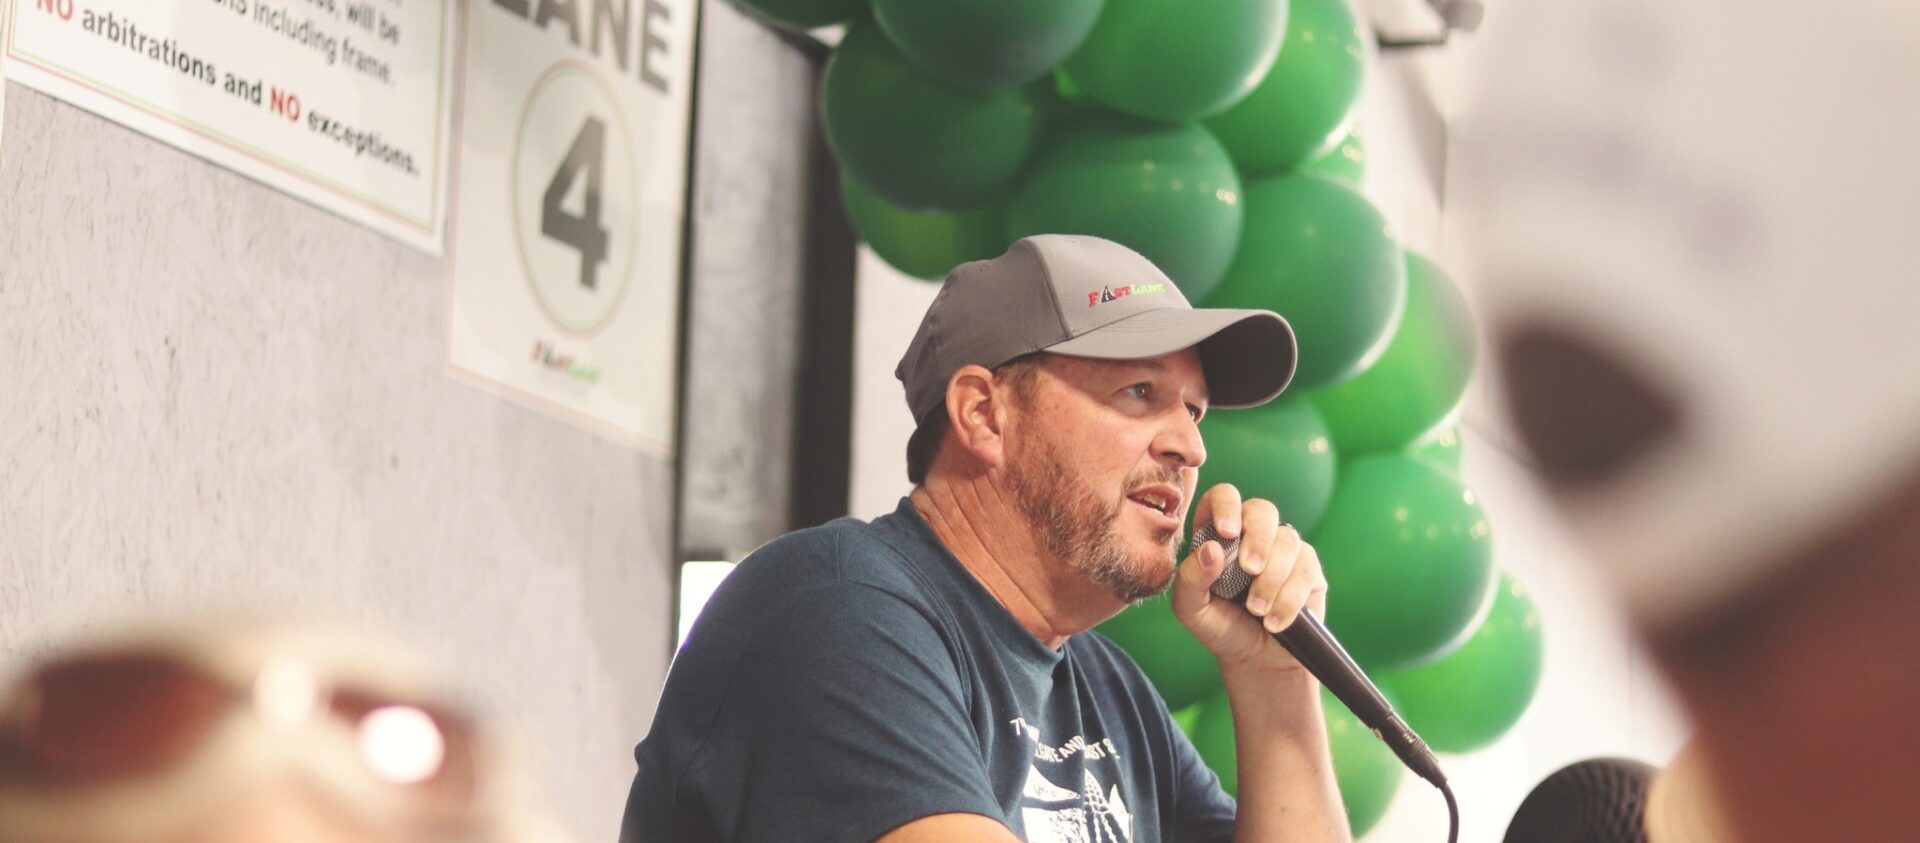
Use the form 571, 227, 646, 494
1087, 283, 1168, 308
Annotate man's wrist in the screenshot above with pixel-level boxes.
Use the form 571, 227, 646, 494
1219, 658, 1319, 692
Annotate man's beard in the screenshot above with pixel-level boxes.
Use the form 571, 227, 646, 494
1007, 438, 1182, 604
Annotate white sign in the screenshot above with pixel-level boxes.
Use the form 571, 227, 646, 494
445, 0, 694, 453
1, 0, 457, 253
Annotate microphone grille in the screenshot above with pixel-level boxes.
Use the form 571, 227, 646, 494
1504, 757, 1657, 843
1189, 523, 1251, 601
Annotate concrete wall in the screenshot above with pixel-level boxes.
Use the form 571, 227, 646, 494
0, 0, 819, 837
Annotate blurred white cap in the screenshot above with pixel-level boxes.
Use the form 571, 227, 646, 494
1459, 1, 1920, 624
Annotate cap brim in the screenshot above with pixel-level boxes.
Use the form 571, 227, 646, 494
1045, 308, 1297, 408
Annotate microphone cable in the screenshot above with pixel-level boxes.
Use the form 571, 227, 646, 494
1443, 779, 1460, 843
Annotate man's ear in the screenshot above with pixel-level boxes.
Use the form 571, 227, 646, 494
946, 364, 1011, 469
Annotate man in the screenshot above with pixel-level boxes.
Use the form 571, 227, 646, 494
621, 235, 1349, 842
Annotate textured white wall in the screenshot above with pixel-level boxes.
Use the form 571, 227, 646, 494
0, 0, 819, 834
0, 83, 669, 839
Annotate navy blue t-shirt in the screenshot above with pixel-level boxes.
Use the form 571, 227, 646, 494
620, 498, 1236, 842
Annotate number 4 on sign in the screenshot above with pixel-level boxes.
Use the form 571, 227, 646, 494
543, 117, 611, 291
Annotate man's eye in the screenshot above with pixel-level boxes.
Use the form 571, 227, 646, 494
1126, 383, 1151, 400
1187, 404, 1202, 422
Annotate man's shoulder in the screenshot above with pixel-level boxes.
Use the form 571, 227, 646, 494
666, 514, 961, 692
735, 509, 943, 598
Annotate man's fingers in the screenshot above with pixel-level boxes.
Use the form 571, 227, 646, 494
1192, 484, 1244, 542
1241, 522, 1300, 622
1236, 499, 1282, 577
1267, 543, 1326, 633
1171, 540, 1225, 618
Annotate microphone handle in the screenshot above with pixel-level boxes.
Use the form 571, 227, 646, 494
1275, 610, 1446, 789
1190, 524, 1447, 789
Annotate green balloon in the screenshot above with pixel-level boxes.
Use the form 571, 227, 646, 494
735, 0, 865, 30
841, 174, 1010, 280
1189, 692, 1239, 793
1006, 114, 1244, 300
1194, 398, 1338, 536
1203, 174, 1406, 390
1095, 593, 1222, 710
1170, 701, 1203, 740
1061, 0, 1288, 121
1324, 687, 1405, 836
1407, 426, 1464, 474
1301, 131, 1366, 189
1312, 454, 1496, 670
1054, 67, 1086, 102
822, 24, 1047, 211
1309, 252, 1478, 453
1189, 688, 1404, 835
1204, 0, 1368, 176
874, 0, 1106, 88
1380, 573, 1544, 754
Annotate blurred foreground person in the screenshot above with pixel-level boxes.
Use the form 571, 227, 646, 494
0, 619, 567, 843
1464, 1, 1920, 840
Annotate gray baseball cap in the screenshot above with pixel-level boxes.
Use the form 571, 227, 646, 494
896, 234, 1298, 425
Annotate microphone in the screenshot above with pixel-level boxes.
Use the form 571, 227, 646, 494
1503, 757, 1656, 843
1191, 523, 1448, 790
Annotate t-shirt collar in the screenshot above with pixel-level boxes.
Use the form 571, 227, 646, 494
883, 497, 1069, 665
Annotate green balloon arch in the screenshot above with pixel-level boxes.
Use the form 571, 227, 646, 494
1309, 251, 1478, 454
841, 174, 1010, 281
1094, 594, 1222, 710
822, 23, 1048, 211
1189, 688, 1404, 836
1006, 113, 1245, 300
1407, 426, 1464, 474
1380, 572, 1545, 753
1205, 0, 1370, 177
1301, 131, 1367, 189
873, 0, 1107, 89
1312, 453, 1496, 670
1193, 398, 1338, 537
1204, 173, 1406, 390
1060, 0, 1289, 121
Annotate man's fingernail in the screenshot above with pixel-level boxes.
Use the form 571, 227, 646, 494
1264, 613, 1287, 633
1241, 552, 1262, 574
1245, 596, 1270, 615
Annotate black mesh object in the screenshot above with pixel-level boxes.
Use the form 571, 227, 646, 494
1188, 523, 1252, 600
1504, 758, 1658, 843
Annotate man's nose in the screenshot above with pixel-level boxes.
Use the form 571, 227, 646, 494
1156, 412, 1207, 469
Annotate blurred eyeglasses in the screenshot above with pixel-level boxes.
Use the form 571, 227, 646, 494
0, 623, 537, 843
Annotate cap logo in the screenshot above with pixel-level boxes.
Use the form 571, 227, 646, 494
1087, 283, 1167, 308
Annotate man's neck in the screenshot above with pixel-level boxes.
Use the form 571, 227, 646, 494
909, 477, 1121, 650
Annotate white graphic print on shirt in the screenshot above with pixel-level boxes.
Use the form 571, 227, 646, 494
1010, 717, 1134, 843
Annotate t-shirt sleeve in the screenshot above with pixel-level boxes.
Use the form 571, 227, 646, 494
681, 579, 1005, 842
1168, 709, 1238, 842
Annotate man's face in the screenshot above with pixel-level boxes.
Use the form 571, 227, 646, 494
1002, 349, 1210, 603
